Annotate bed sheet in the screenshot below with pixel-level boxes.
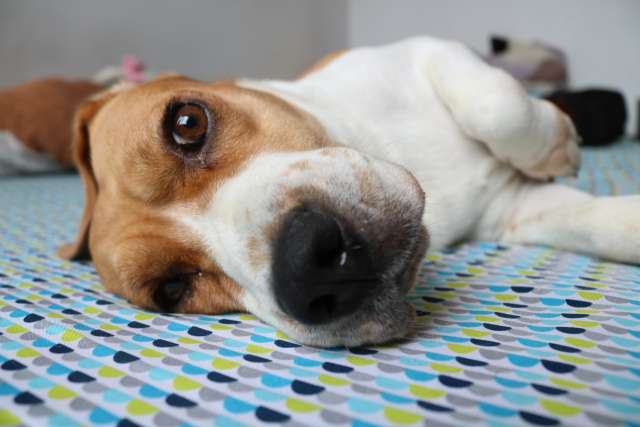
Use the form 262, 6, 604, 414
1, 140, 639, 427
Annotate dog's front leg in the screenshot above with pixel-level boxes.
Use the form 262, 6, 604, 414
502, 183, 640, 264
417, 37, 580, 179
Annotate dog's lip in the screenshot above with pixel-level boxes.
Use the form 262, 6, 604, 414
277, 266, 382, 324
273, 297, 417, 348
377, 218, 427, 276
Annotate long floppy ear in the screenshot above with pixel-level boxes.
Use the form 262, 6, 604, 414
57, 95, 113, 260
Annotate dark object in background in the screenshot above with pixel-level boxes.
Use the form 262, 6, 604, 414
547, 89, 627, 146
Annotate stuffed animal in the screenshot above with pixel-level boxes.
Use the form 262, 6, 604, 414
485, 35, 567, 97
0, 78, 103, 174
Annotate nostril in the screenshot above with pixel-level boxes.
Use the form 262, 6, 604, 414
308, 294, 338, 323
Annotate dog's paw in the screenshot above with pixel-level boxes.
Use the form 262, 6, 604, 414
519, 108, 581, 180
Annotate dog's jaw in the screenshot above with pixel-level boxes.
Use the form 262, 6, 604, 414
172, 146, 428, 347
247, 297, 418, 348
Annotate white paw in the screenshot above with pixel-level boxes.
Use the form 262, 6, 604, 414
520, 108, 581, 180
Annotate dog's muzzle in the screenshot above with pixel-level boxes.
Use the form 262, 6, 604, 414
272, 207, 380, 325
193, 147, 428, 345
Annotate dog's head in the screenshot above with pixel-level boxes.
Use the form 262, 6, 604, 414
60, 75, 428, 347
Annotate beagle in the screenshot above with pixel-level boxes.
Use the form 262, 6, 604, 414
60, 37, 640, 347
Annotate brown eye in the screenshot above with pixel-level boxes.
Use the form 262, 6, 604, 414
154, 276, 189, 310
171, 104, 208, 146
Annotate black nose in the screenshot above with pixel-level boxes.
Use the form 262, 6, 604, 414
273, 208, 378, 325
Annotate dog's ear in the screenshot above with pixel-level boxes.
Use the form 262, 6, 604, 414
57, 94, 113, 260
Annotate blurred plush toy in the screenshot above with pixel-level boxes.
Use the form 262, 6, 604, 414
0, 56, 153, 175
485, 35, 567, 97
92, 55, 153, 87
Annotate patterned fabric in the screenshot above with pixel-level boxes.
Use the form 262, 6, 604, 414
1, 140, 639, 427
558, 139, 640, 195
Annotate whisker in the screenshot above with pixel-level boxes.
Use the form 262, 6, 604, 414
416, 178, 439, 184
359, 134, 379, 154
374, 136, 427, 159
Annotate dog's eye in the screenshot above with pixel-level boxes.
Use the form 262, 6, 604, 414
171, 104, 208, 146
154, 276, 189, 310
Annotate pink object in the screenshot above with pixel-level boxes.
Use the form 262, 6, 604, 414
121, 55, 147, 83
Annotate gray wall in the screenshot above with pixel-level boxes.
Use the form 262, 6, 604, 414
0, 0, 347, 86
1, 1, 638, 133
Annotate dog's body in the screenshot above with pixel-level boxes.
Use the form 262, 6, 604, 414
61, 37, 640, 347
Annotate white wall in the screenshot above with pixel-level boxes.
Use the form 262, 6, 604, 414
348, 0, 640, 135
0, 0, 347, 86
1, 1, 638, 134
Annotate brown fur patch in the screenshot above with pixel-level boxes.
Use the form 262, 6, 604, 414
290, 160, 311, 171
247, 237, 269, 271
298, 49, 351, 79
